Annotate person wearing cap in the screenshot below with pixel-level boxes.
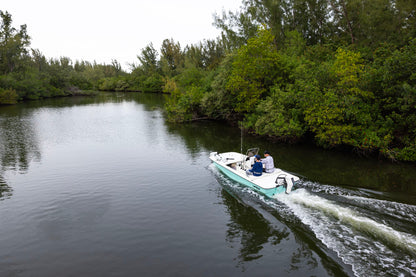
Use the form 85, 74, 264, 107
246, 155, 263, 176
261, 151, 275, 173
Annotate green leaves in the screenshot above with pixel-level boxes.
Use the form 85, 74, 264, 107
245, 86, 306, 142
226, 27, 284, 113
0, 88, 18, 104
0, 11, 30, 74
304, 48, 376, 148
160, 39, 184, 77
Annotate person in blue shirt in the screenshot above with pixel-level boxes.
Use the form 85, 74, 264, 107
246, 155, 263, 176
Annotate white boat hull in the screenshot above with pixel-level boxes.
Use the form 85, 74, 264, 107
209, 151, 300, 197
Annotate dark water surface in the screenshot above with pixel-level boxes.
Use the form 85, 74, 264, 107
0, 93, 415, 276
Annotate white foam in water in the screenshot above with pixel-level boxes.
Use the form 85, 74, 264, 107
301, 180, 366, 197
275, 189, 416, 277
209, 165, 416, 276
345, 195, 416, 223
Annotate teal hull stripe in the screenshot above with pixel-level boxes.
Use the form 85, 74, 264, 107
213, 162, 286, 197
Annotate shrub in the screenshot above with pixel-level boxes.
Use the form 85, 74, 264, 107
0, 88, 18, 104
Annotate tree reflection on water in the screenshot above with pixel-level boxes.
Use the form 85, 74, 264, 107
220, 188, 289, 266
0, 105, 42, 200
0, 176, 12, 200
0, 107, 41, 173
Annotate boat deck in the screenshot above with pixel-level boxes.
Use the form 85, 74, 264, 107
228, 166, 288, 189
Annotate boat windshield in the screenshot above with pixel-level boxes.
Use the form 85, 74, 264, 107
245, 148, 259, 157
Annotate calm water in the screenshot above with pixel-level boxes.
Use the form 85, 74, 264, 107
0, 93, 415, 277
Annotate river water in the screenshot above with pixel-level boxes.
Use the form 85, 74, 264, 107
0, 93, 415, 277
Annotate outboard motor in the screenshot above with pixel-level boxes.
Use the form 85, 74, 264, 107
285, 177, 294, 194
275, 174, 295, 194
275, 174, 287, 187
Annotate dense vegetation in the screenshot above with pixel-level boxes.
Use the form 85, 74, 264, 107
1, 0, 416, 162
0, 10, 131, 103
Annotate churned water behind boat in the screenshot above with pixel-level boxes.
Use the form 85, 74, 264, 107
211, 165, 416, 277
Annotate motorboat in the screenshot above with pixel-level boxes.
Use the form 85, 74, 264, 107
209, 148, 300, 197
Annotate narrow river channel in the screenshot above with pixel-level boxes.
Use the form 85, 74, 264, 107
0, 93, 415, 276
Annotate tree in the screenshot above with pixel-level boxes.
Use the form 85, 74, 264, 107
201, 39, 226, 70
245, 86, 306, 141
0, 88, 18, 104
328, 0, 403, 47
184, 44, 204, 69
288, 0, 331, 45
130, 43, 163, 92
226, 27, 287, 113
0, 11, 30, 74
31, 49, 47, 72
213, 7, 259, 49
137, 43, 159, 74
160, 39, 184, 76
395, 0, 416, 42
372, 39, 416, 161
215, 0, 333, 48
304, 48, 378, 150
243, 0, 289, 44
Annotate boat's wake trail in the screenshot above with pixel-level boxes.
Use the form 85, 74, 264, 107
273, 188, 416, 277
209, 164, 416, 276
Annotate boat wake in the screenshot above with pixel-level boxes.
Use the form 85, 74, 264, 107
209, 164, 416, 277
274, 188, 416, 277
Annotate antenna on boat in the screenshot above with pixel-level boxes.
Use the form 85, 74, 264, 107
240, 121, 243, 154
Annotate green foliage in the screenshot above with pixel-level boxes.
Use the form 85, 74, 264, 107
141, 74, 164, 93
161, 20, 416, 161
226, 27, 286, 113
137, 43, 159, 74
215, 0, 416, 48
0, 11, 133, 100
0, 87, 18, 104
128, 43, 164, 92
0, 11, 31, 74
184, 39, 226, 70
164, 65, 212, 121
176, 66, 204, 88
130, 66, 163, 93
244, 86, 306, 142
99, 77, 121, 91
200, 55, 236, 120
368, 39, 416, 160
160, 39, 184, 77
165, 82, 204, 122
304, 48, 376, 148
213, 8, 259, 49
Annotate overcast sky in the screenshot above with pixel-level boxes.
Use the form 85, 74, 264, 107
2, 0, 242, 69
